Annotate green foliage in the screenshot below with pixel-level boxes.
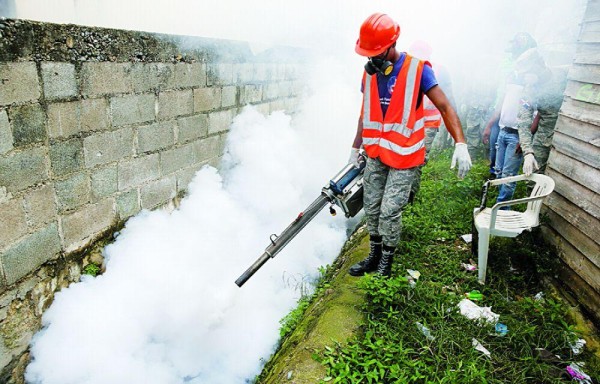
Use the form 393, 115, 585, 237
279, 296, 311, 339
314, 151, 600, 383
82, 263, 101, 277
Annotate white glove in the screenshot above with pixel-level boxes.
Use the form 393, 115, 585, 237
523, 153, 539, 176
348, 147, 360, 167
451, 142, 472, 179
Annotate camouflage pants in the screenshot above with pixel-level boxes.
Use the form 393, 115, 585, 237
363, 156, 418, 247
466, 123, 485, 160
533, 109, 558, 174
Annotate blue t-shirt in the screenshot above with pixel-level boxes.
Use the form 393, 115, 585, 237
362, 52, 438, 117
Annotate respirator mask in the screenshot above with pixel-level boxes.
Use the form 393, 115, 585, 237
364, 47, 393, 76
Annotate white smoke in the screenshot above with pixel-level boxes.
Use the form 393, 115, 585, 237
26, 70, 358, 383
14, 1, 587, 383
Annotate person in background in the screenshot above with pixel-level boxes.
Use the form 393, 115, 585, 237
483, 32, 536, 179
484, 32, 550, 205
347, 13, 471, 278
517, 67, 567, 176
407, 40, 458, 202
461, 82, 494, 160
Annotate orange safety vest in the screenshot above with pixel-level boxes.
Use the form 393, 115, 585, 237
361, 54, 427, 169
423, 96, 442, 129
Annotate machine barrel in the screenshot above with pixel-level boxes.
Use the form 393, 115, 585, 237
235, 194, 329, 287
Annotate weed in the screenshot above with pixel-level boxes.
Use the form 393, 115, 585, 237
82, 263, 101, 277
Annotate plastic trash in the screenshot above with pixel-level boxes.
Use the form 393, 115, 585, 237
534, 292, 544, 301
416, 322, 435, 341
472, 338, 491, 357
465, 290, 483, 301
461, 263, 477, 272
495, 323, 508, 336
566, 363, 592, 383
407, 269, 421, 280
461, 233, 473, 243
570, 338, 587, 355
458, 298, 500, 325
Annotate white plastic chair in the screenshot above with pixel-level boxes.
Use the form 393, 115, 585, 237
472, 173, 555, 284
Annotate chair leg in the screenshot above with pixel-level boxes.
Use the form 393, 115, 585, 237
478, 230, 490, 284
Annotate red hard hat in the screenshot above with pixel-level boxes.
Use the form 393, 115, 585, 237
355, 13, 400, 57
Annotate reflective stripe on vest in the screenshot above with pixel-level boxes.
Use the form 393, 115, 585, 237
361, 55, 426, 168
423, 97, 442, 128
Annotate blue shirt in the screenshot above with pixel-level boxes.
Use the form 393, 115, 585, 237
362, 52, 438, 117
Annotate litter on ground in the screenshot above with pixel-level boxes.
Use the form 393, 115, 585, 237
458, 298, 500, 325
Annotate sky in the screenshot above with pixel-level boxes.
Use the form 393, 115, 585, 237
4, 0, 588, 383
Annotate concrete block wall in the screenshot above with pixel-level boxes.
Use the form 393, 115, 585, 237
0, 18, 305, 381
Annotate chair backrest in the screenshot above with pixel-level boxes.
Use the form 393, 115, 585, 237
525, 173, 555, 219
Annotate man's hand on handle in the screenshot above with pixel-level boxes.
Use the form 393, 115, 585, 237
348, 147, 360, 167
451, 142, 472, 179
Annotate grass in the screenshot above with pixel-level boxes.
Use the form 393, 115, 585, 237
309, 150, 600, 383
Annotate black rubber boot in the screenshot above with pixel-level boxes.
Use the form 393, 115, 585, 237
376, 245, 395, 278
349, 235, 382, 276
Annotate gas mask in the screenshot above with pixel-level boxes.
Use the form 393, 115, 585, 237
364, 47, 393, 76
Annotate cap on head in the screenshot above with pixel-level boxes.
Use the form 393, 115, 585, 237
408, 40, 432, 61
355, 13, 400, 57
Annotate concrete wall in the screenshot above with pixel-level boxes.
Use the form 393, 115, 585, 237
0, 18, 305, 382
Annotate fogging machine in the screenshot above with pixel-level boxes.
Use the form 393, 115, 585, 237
235, 156, 366, 287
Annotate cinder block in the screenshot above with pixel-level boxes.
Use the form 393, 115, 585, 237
41, 62, 77, 100
117, 154, 159, 191
280, 81, 292, 98
175, 166, 200, 193
47, 98, 109, 139
177, 114, 208, 143
110, 93, 155, 127
0, 197, 27, 251
0, 110, 13, 155
23, 184, 56, 230
47, 101, 79, 138
1, 223, 61, 285
193, 87, 221, 112
233, 63, 254, 84
140, 175, 176, 209
207, 109, 234, 134
0, 147, 48, 193
55, 172, 91, 212
80, 62, 133, 97
91, 164, 117, 199
83, 127, 134, 168
9, 103, 47, 147
80, 98, 110, 133
172, 62, 206, 88
137, 121, 175, 153
253, 64, 269, 82
263, 83, 279, 100
221, 86, 237, 108
193, 135, 223, 163
116, 189, 139, 219
160, 143, 196, 175
254, 102, 271, 115
269, 99, 287, 114
49, 138, 83, 177
207, 63, 234, 86
240, 84, 263, 105
157, 89, 193, 120
60, 198, 116, 252
0, 62, 41, 106
129, 63, 161, 93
